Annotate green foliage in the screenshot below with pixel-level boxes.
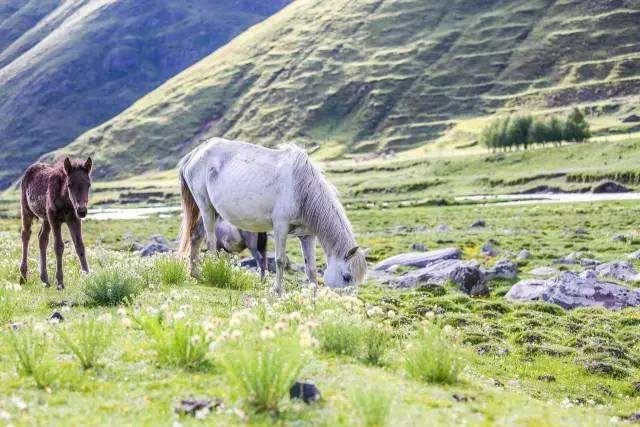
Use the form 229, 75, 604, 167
83, 267, 143, 306
482, 109, 591, 151
361, 322, 393, 366
0, 285, 18, 325
133, 311, 213, 370
199, 254, 257, 290
316, 316, 363, 357
218, 321, 308, 412
352, 386, 393, 427
58, 316, 113, 370
5, 325, 57, 389
154, 255, 189, 286
404, 324, 463, 384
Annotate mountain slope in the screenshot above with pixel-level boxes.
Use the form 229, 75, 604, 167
0, 0, 289, 188
61, 0, 640, 178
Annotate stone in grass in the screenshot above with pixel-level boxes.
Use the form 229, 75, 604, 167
372, 248, 461, 272
485, 258, 518, 280
627, 250, 640, 260
480, 241, 499, 257
290, 381, 321, 404
537, 375, 556, 382
506, 272, 640, 310
49, 311, 64, 323
595, 261, 640, 283
393, 259, 488, 296
470, 220, 486, 228
516, 249, 530, 260
411, 243, 426, 251
530, 267, 559, 278
175, 397, 224, 417
140, 242, 171, 257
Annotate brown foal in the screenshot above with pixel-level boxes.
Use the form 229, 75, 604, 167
19, 157, 93, 289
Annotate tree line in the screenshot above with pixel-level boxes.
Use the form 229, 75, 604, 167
481, 108, 591, 151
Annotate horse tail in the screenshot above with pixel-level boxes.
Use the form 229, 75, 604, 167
177, 168, 200, 257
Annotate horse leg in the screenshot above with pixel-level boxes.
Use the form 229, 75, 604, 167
19, 211, 33, 284
189, 219, 205, 277
51, 220, 65, 290
257, 232, 268, 282
299, 235, 318, 292
199, 205, 218, 253
244, 231, 267, 281
271, 223, 288, 295
38, 221, 51, 286
67, 218, 89, 273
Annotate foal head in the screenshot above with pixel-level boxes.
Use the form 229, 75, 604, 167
324, 246, 367, 288
63, 157, 93, 218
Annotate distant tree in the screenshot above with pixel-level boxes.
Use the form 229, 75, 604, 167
507, 115, 533, 150
547, 116, 564, 146
563, 107, 591, 142
529, 119, 549, 146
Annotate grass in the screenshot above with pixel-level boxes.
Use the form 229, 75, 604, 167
352, 386, 393, 427
316, 315, 363, 357
82, 266, 144, 306
58, 315, 113, 370
5, 324, 57, 389
200, 254, 258, 291
360, 322, 393, 366
154, 255, 189, 286
404, 324, 463, 384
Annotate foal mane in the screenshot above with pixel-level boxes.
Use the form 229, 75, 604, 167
289, 145, 367, 281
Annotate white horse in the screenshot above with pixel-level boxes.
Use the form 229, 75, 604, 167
177, 138, 367, 293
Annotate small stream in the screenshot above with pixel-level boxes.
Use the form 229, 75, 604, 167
456, 192, 640, 206
88, 206, 180, 221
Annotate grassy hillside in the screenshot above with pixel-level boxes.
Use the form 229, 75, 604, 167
57, 0, 640, 179
0, 0, 289, 189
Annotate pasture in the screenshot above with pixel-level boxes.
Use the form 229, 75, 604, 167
1, 165, 640, 425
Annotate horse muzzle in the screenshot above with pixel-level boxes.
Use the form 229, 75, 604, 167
77, 207, 87, 218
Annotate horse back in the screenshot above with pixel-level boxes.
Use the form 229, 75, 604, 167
21, 163, 60, 218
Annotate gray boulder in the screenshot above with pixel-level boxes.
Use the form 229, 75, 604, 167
485, 258, 518, 280
627, 250, 640, 260
595, 261, 640, 283
239, 252, 287, 273
471, 220, 486, 228
481, 241, 499, 257
530, 266, 560, 278
373, 248, 461, 272
411, 243, 427, 252
393, 259, 488, 296
516, 249, 530, 260
506, 272, 640, 310
140, 242, 171, 257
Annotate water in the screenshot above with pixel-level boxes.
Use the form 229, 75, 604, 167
456, 192, 640, 206
88, 206, 180, 221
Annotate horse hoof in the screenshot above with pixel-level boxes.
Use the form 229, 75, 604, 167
56, 284, 65, 291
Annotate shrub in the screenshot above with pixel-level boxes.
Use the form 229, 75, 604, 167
58, 316, 113, 369
361, 323, 393, 366
154, 255, 189, 286
218, 321, 308, 412
0, 285, 19, 325
316, 316, 362, 357
352, 386, 392, 427
134, 311, 213, 370
564, 107, 591, 142
5, 324, 57, 389
83, 267, 143, 306
200, 254, 257, 291
404, 324, 463, 384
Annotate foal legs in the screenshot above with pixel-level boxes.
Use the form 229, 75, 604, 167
67, 218, 89, 273
299, 235, 318, 292
38, 221, 51, 286
19, 211, 33, 283
50, 220, 65, 290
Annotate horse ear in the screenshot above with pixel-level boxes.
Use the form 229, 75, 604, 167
84, 157, 92, 173
63, 157, 72, 174
345, 246, 359, 261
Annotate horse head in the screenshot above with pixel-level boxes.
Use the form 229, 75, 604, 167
63, 157, 93, 218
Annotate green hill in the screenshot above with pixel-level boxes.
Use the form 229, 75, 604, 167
0, 0, 289, 188
59, 0, 640, 179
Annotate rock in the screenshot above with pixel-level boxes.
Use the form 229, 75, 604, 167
411, 243, 426, 251
452, 394, 475, 402
623, 114, 640, 123
239, 252, 287, 273
372, 248, 461, 272
480, 242, 499, 257
49, 311, 64, 323
530, 267, 560, 278
435, 224, 452, 232
595, 261, 640, 283
516, 249, 530, 260
290, 381, 321, 404
627, 250, 640, 260
149, 234, 169, 245
470, 220, 486, 228
579, 269, 598, 280
613, 234, 627, 242
574, 227, 588, 235
506, 272, 640, 310
552, 252, 582, 265
485, 258, 518, 280
591, 180, 630, 194
140, 242, 171, 257
537, 375, 556, 382
175, 397, 223, 417
580, 258, 601, 268
394, 259, 488, 296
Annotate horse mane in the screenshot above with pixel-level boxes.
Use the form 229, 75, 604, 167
289, 144, 367, 282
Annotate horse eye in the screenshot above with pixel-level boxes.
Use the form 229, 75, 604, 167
342, 274, 352, 283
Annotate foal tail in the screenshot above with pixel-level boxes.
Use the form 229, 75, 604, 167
177, 170, 200, 257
